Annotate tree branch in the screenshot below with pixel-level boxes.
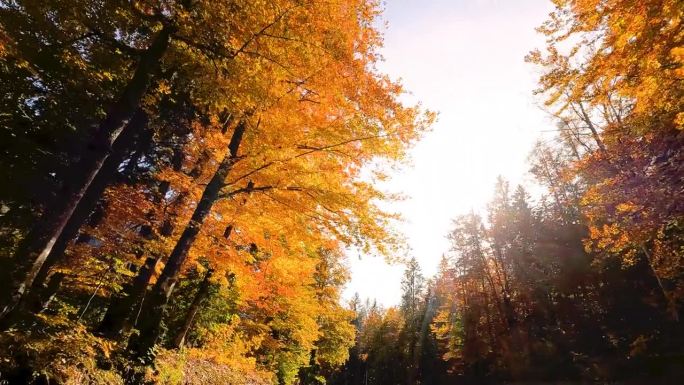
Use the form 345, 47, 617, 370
225, 133, 391, 186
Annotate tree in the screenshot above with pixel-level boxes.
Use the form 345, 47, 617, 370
123, 0, 432, 356
528, 0, 684, 321
0, 1, 432, 383
399, 257, 425, 383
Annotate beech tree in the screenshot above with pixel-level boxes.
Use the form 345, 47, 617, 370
0, 1, 431, 383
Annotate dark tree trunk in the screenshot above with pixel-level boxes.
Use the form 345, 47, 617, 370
30, 272, 66, 313
122, 126, 154, 179
97, 255, 161, 339
0, 111, 149, 330
223, 225, 234, 239
30, 110, 149, 293
172, 269, 214, 349
129, 119, 248, 358
0, 26, 173, 321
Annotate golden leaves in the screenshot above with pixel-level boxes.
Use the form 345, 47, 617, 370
532, 0, 684, 131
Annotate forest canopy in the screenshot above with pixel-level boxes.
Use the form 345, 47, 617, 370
0, 0, 431, 383
0, 0, 682, 384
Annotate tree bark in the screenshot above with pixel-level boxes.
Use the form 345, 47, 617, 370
97, 255, 161, 339
121, 128, 154, 180
0, 26, 173, 321
576, 101, 607, 154
31, 110, 149, 293
129, 119, 248, 357
31, 272, 66, 314
0, 111, 149, 329
641, 243, 679, 322
172, 269, 214, 349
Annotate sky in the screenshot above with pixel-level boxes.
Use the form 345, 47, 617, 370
342, 0, 555, 306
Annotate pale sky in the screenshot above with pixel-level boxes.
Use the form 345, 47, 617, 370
343, 0, 555, 306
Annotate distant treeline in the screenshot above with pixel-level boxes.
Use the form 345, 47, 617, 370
329, 0, 684, 383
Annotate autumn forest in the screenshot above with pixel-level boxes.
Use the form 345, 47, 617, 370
0, 0, 682, 384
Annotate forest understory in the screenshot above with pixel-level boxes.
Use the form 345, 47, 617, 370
0, 0, 682, 384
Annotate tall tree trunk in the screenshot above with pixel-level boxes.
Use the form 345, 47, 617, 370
172, 269, 214, 349
97, 255, 161, 338
0, 111, 149, 329
30, 272, 65, 314
492, 244, 516, 327
0, 26, 173, 321
473, 230, 507, 328
122, 126, 155, 179
576, 102, 607, 154
98, 160, 189, 338
641, 243, 679, 322
31, 110, 149, 293
129, 119, 249, 357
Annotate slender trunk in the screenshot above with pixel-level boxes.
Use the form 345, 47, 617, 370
473, 231, 506, 328
31, 110, 149, 293
122, 127, 154, 179
99, 166, 190, 338
172, 269, 214, 349
0, 27, 172, 320
0, 111, 148, 329
577, 102, 607, 154
641, 243, 679, 322
97, 255, 161, 338
31, 272, 66, 313
482, 280, 497, 346
130, 119, 249, 357
492, 244, 516, 327
536, 146, 567, 220
560, 128, 582, 161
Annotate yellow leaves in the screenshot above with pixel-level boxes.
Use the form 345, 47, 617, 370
671, 46, 684, 79
616, 202, 635, 214
0, 3, 435, 385
629, 335, 651, 358
529, 2, 683, 285
533, 0, 684, 131
99, 340, 114, 359
99, 71, 114, 81
675, 112, 684, 130
157, 80, 172, 95
0, 38, 6, 57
